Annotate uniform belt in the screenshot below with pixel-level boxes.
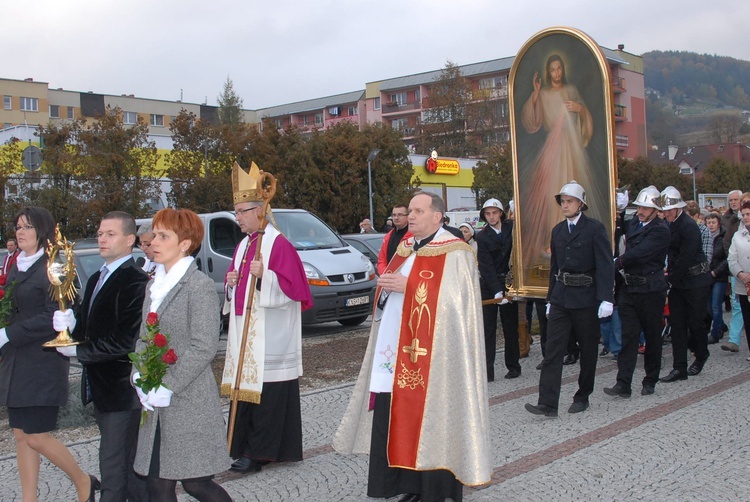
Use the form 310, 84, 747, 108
556, 272, 594, 287
624, 274, 647, 286
687, 262, 709, 276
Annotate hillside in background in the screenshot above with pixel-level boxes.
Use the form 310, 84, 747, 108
643, 50, 750, 148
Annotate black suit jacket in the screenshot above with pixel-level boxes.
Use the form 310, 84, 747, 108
73, 257, 149, 413
547, 213, 614, 309
0, 257, 69, 407
476, 219, 514, 298
616, 216, 671, 294
667, 211, 712, 290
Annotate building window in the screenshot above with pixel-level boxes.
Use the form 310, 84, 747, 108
150, 114, 164, 127
123, 111, 137, 124
274, 119, 282, 129
67, 106, 74, 119
390, 92, 407, 106
49, 105, 60, 118
414, 89, 420, 102
348, 106, 358, 116
374, 97, 381, 110
3, 96, 11, 110
314, 113, 323, 125
20, 97, 38, 112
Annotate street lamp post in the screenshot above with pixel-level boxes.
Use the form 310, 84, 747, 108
367, 149, 381, 225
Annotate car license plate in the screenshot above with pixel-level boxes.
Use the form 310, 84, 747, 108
346, 296, 369, 307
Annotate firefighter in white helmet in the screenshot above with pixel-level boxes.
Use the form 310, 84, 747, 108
526, 180, 614, 416
659, 186, 713, 382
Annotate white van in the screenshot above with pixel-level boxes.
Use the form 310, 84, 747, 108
138, 209, 377, 326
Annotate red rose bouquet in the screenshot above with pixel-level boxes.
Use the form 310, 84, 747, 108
129, 312, 178, 401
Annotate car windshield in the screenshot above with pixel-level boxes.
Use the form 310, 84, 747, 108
273, 212, 344, 250
363, 236, 384, 253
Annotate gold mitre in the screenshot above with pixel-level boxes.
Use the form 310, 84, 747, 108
232, 161, 266, 204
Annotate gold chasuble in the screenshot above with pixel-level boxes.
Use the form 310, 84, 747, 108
333, 231, 492, 486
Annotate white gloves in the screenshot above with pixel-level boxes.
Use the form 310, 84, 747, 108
545, 303, 551, 316
56, 346, 77, 358
132, 372, 153, 411
53, 309, 76, 333
0, 328, 7, 349
148, 386, 173, 408
598, 301, 614, 319
494, 291, 504, 300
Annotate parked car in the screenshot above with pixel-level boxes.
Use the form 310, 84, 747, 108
341, 233, 386, 273
137, 209, 377, 326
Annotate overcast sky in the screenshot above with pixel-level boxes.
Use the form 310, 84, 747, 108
5, 1, 748, 110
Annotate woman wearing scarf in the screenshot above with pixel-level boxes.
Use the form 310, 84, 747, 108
0, 207, 97, 502
458, 222, 477, 253
131, 208, 231, 501
728, 201, 750, 359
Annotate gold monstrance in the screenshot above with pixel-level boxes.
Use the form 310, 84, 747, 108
43, 225, 79, 347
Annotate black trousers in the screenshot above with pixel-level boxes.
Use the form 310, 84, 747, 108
538, 304, 599, 409
482, 300, 520, 381
527, 300, 548, 356
669, 286, 710, 373
617, 290, 667, 389
368, 393, 462, 502
95, 408, 148, 502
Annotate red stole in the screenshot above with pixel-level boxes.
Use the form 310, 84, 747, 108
384, 251, 446, 468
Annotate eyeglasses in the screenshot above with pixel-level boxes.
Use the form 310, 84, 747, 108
236, 207, 259, 215
14, 225, 34, 231
391, 213, 408, 218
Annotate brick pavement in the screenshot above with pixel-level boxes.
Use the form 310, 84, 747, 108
2, 333, 750, 501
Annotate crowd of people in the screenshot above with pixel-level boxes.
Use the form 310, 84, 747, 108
2, 173, 749, 501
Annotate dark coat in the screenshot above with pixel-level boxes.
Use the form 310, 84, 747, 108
709, 226, 729, 283
0, 256, 69, 407
722, 208, 740, 252
476, 219, 514, 298
547, 213, 614, 309
616, 216, 671, 294
73, 258, 149, 413
667, 211, 713, 290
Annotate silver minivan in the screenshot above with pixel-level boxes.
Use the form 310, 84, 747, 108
139, 210, 377, 326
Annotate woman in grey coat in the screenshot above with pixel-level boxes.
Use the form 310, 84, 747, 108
132, 209, 231, 501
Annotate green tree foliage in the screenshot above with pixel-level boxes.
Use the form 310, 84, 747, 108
471, 144, 514, 208
217, 77, 245, 125
699, 158, 750, 194
618, 156, 693, 200
0, 137, 24, 239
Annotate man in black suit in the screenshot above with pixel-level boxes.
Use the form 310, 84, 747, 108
659, 186, 713, 382
604, 186, 670, 398
55, 211, 149, 502
526, 181, 614, 416
476, 198, 520, 381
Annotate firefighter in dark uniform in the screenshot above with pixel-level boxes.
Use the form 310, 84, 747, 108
525, 181, 615, 416
660, 186, 713, 382
603, 186, 670, 398
476, 198, 520, 381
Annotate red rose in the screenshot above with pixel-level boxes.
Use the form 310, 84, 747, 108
146, 312, 159, 326
0, 289, 5, 300
161, 348, 178, 365
153, 333, 167, 348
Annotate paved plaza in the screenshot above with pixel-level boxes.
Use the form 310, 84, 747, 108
2, 335, 750, 501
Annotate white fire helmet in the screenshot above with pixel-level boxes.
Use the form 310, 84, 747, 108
555, 180, 588, 210
633, 185, 662, 209
480, 198, 504, 222
659, 186, 686, 210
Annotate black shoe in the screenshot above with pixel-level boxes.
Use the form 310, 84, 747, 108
568, 401, 589, 414
687, 359, 706, 376
563, 354, 578, 365
603, 383, 631, 398
599, 347, 610, 356
660, 369, 688, 383
505, 369, 521, 379
707, 336, 720, 345
722, 324, 729, 333
398, 495, 421, 502
87, 474, 100, 502
536, 361, 544, 370
230, 457, 267, 473
525, 403, 558, 417
641, 384, 655, 396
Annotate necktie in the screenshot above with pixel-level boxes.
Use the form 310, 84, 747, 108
89, 266, 109, 309
569, 223, 576, 233
637, 222, 644, 230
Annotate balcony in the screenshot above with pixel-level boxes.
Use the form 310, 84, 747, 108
612, 77, 626, 93
614, 104, 627, 122
382, 101, 422, 115
471, 87, 509, 101
615, 135, 629, 149
325, 115, 358, 127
